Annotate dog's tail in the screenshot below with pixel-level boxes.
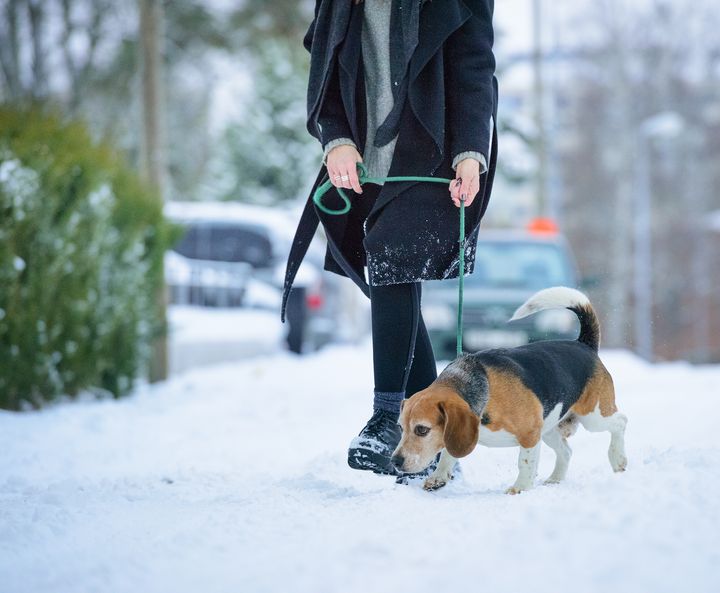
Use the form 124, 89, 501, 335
510, 286, 600, 351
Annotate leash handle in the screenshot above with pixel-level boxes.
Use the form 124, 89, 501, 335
313, 162, 453, 215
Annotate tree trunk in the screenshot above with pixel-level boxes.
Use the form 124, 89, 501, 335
139, 0, 168, 382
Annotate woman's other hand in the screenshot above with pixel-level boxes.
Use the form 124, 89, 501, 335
327, 145, 364, 194
449, 158, 481, 208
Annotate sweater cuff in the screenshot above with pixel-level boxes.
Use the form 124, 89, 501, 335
323, 137, 358, 165
452, 151, 488, 174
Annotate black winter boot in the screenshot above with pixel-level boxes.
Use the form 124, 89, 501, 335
347, 408, 402, 475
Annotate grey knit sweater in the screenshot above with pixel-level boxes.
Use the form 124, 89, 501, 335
322, 0, 487, 184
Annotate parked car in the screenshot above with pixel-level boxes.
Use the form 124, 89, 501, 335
422, 221, 583, 360
164, 201, 342, 354
165, 250, 252, 307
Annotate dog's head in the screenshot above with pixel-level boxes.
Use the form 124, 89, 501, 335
391, 384, 480, 473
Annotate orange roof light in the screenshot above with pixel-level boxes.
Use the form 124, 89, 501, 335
527, 217, 559, 235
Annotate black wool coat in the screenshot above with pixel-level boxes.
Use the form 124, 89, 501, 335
281, 0, 498, 322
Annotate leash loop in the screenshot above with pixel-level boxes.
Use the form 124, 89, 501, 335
313, 162, 454, 215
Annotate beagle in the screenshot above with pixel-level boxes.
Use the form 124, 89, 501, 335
391, 286, 628, 494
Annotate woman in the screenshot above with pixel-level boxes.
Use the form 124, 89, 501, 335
282, 0, 498, 476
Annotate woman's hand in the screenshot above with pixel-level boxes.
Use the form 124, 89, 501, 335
327, 145, 364, 194
449, 158, 481, 208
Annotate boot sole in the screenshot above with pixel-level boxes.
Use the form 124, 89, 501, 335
347, 446, 397, 475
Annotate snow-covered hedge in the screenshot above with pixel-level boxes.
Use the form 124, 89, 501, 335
0, 107, 175, 410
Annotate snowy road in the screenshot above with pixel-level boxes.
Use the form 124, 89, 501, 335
1, 342, 719, 593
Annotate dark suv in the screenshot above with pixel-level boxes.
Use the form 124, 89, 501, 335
422, 226, 583, 360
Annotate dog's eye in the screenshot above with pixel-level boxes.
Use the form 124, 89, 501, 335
414, 425, 430, 437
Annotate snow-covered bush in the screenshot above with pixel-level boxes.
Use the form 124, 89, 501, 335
0, 107, 174, 410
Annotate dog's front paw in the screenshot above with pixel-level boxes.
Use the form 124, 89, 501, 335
612, 455, 628, 473
423, 474, 450, 491
505, 484, 532, 495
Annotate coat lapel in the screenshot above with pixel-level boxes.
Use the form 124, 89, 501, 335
366, 0, 472, 222
306, 1, 352, 140
338, 2, 364, 144
407, 0, 472, 153
331, 0, 471, 155
409, 0, 472, 80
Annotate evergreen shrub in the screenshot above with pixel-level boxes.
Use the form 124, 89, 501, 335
0, 107, 175, 409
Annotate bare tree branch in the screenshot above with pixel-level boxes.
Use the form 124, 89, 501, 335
27, 0, 46, 99
0, 0, 24, 100
60, 0, 79, 97
70, 1, 108, 111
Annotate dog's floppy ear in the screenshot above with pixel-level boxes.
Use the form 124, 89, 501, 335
439, 397, 479, 458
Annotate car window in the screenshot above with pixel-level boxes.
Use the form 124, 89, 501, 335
173, 224, 211, 260
172, 223, 273, 267
466, 241, 575, 289
210, 225, 272, 267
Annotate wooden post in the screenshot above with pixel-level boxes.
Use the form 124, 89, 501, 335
532, 0, 548, 217
139, 0, 168, 382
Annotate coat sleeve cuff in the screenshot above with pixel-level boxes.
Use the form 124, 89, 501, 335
322, 137, 358, 165
451, 151, 488, 174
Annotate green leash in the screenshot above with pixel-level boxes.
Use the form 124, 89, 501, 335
457, 192, 465, 358
313, 161, 466, 358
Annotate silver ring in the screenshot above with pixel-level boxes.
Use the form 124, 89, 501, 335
334, 175, 342, 181
340, 175, 350, 181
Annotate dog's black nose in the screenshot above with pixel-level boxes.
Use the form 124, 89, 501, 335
391, 454, 405, 470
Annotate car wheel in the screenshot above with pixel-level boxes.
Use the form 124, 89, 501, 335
285, 286, 307, 354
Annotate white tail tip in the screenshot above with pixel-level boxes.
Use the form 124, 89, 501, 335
510, 286, 590, 321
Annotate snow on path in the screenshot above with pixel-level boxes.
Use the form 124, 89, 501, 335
1, 343, 719, 593
168, 305, 284, 374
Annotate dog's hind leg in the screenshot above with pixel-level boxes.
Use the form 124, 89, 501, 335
542, 427, 572, 484
577, 407, 628, 472
506, 440, 542, 494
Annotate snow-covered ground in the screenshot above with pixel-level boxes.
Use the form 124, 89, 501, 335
168, 305, 284, 374
1, 343, 719, 593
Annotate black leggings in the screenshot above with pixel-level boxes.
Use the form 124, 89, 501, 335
369, 281, 438, 397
